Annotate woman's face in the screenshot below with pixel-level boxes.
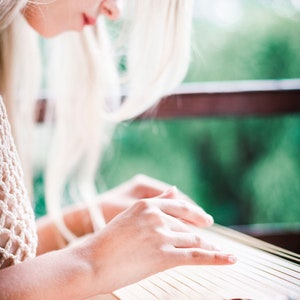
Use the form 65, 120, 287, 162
23, 0, 120, 37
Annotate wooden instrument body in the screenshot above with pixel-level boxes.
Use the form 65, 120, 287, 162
89, 225, 300, 300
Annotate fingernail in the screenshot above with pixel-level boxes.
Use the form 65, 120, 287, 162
228, 255, 237, 264
165, 186, 177, 194
170, 186, 178, 194
206, 215, 214, 225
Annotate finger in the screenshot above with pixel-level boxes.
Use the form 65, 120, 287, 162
169, 232, 220, 251
130, 175, 198, 204
156, 186, 195, 204
162, 213, 191, 232
157, 186, 179, 200
129, 174, 172, 199
156, 198, 214, 227
171, 248, 237, 266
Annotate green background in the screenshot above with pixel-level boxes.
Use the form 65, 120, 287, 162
35, 1, 300, 228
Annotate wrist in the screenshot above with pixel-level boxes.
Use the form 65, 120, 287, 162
67, 234, 109, 296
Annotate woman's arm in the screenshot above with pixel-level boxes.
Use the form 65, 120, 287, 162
36, 204, 93, 254
2, 190, 236, 300
0, 245, 96, 300
37, 174, 201, 254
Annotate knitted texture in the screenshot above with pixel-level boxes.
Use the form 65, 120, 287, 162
0, 97, 37, 268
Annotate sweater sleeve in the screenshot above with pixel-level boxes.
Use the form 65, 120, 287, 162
0, 96, 37, 269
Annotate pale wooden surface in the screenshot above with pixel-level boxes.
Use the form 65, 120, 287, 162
87, 225, 300, 299
97, 226, 300, 300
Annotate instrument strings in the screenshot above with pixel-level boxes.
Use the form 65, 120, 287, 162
113, 225, 300, 300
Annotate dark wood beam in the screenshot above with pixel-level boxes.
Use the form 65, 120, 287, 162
139, 79, 300, 119
36, 79, 300, 122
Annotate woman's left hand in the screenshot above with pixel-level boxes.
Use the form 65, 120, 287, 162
98, 174, 211, 223
36, 174, 213, 254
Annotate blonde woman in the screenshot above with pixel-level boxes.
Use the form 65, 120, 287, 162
0, 0, 237, 299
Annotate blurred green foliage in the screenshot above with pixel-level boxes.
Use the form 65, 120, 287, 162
34, 1, 300, 227
98, 116, 300, 226
98, 1, 300, 226
186, 1, 300, 81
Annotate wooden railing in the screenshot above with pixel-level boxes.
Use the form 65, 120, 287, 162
36, 79, 300, 122
139, 79, 300, 119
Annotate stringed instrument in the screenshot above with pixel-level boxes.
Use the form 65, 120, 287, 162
91, 224, 300, 300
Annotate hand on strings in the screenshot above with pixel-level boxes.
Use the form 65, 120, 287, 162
99, 174, 203, 222
75, 188, 237, 294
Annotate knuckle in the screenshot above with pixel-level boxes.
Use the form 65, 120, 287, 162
213, 252, 223, 263
135, 201, 164, 226
131, 174, 151, 197
192, 234, 202, 247
187, 250, 223, 265
146, 210, 164, 226
132, 174, 147, 186
190, 249, 203, 260
154, 230, 169, 246
177, 200, 190, 214
133, 199, 150, 211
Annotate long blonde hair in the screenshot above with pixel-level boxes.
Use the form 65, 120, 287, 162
0, 1, 27, 29
1, 0, 194, 241
0, 2, 41, 196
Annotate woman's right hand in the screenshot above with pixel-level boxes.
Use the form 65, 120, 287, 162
74, 188, 237, 295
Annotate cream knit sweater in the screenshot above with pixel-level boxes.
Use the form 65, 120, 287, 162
0, 96, 37, 269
